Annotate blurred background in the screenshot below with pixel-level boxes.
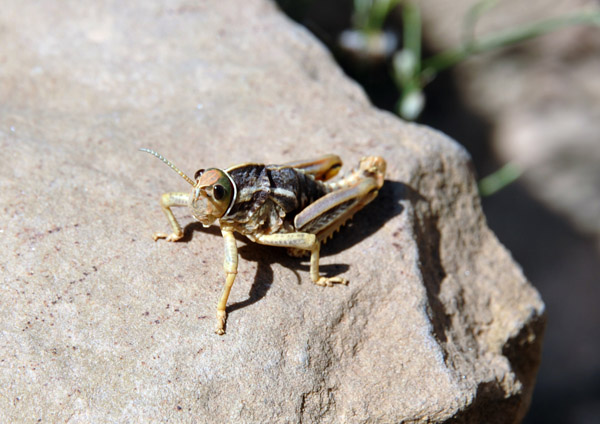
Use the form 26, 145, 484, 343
275, 0, 600, 422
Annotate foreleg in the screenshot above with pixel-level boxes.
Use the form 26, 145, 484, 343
152, 192, 189, 242
215, 228, 238, 335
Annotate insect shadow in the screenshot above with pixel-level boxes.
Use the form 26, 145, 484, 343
181, 180, 407, 315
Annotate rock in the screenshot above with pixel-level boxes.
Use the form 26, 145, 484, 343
0, 1, 544, 422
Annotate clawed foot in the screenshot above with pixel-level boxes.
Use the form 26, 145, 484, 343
152, 232, 183, 242
314, 276, 348, 287
215, 310, 226, 335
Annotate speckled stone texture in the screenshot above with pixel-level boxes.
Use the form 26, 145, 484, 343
0, 1, 544, 422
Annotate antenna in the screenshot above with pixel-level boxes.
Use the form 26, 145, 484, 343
139, 148, 195, 186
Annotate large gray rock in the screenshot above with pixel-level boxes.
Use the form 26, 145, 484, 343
0, 1, 544, 422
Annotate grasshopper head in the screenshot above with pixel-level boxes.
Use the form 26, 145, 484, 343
139, 148, 236, 226
190, 168, 236, 227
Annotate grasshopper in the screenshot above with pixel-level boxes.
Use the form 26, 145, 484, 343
141, 148, 386, 335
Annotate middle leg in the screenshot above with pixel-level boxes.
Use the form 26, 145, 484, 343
253, 233, 346, 287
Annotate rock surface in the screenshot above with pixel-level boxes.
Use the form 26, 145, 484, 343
0, 1, 544, 422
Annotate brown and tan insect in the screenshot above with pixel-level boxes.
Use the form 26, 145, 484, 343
141, 148, 386, 335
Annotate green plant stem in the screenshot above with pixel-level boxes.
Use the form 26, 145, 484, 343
463, 0, 498, 45
370, 0, 398, 31
422, 11, 600, 77
478, 162, 522, 196
402, 1, 421, 69
354, 0, 403, 33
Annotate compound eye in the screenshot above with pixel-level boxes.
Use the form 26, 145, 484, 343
212, 184, 225, 201
194, 168, 205, 180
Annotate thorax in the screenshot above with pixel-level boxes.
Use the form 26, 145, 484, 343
219, 164, 328, 237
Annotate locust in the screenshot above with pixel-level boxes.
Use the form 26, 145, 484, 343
141, 148, 386, 335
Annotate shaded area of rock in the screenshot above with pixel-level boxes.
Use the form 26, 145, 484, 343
0, 1, 544, 422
